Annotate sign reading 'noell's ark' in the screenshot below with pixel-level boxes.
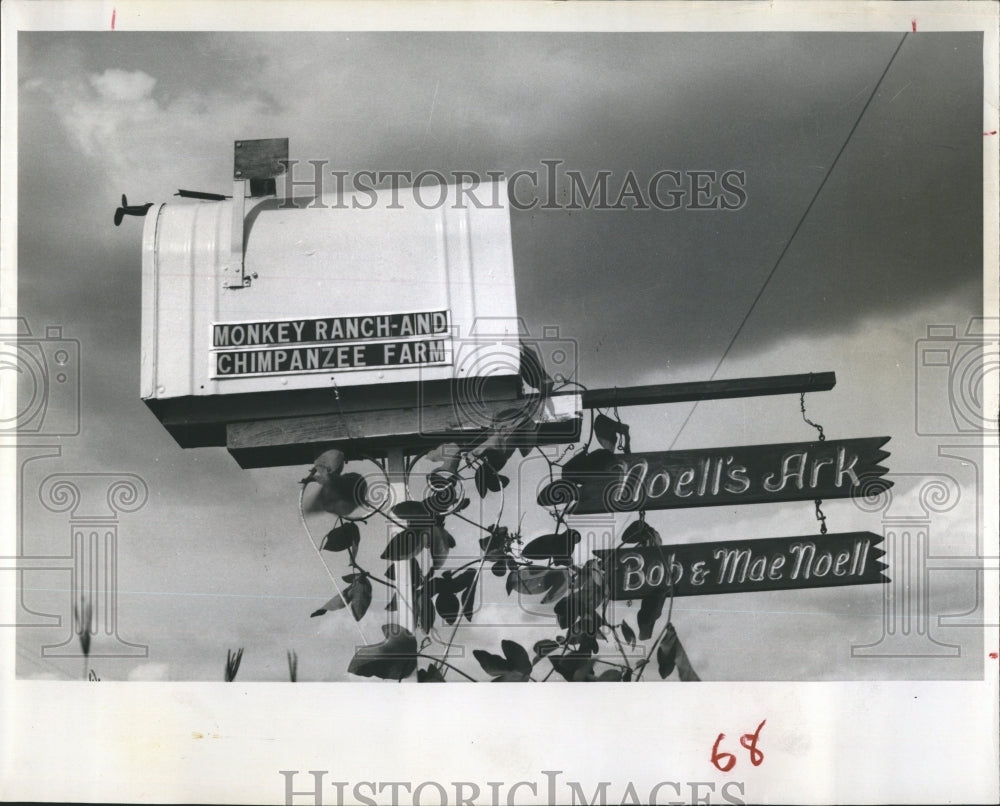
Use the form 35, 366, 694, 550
566, 437, 891, 514
210, 310, 451, 378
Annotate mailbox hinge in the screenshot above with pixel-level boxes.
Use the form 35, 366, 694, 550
223, 138, 289, 290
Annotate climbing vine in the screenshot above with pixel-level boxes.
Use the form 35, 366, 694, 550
301, 398, 699, 683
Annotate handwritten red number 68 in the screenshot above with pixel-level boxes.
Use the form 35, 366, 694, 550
711, 719, 766, 772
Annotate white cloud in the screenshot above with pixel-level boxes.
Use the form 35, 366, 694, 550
29, 70, 274, 201
89, 69, 157, 102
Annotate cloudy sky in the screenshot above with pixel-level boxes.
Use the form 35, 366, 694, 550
12, 30, 990, 683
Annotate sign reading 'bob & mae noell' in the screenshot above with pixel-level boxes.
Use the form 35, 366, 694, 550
597, 531, 888, 599
210, 310, 451, 378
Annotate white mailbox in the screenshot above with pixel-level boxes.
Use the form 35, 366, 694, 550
140, 154, 525, 460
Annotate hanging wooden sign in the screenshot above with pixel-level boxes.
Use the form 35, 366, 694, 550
596, 531, 888, 599
566, 437, 891, 514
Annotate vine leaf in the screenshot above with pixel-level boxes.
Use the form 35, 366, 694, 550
460, 575, 478, 622
472, 649, 509, 677
490, 408, 540, 457
472, 640, 532, 681
480, 525, 510, 560
521, 530, 581, 565
310, 575, 372, 621
594, 414, 630, 453
477, 445, 515, 478
532, 639, 561, 663
416, 583, 435, 633
506, 566, 553, 595
429, 524, 455, 570
549, 652, 597, 682
435, 591, 461, 625
474, 464, 489, 498
417, 665, 446, 683
620, 620, 637, 649
310, 599, 342, 617
491, 670, 530, 682
347, 624, 418, 680
349, 576, 373, 622
597, 668, 624, 681
434, 569, 474, 595
516, 421, 540, 456
657, 624, 700, 681
519, 342, 555, 397
391, 500, 435, 522
657, 624, 678, 678
322, 522, 361, 553
474, 463, 509, 498
540, 569, 571, 604
381, 528, 423, 561
425, 442, 462, 475
621, 520, 661, 547
302, 449, 346, 484
637, 589, 668, 640
557, 600, 606, 647
319, 472, 369, 517
566, 633, 601, 656
501, 640, 532, 676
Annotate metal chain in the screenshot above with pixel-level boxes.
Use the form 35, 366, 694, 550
814, 499, 828, 535
799, 391, 826, 442
330, 378, 358, 441
800, 391, 828, 535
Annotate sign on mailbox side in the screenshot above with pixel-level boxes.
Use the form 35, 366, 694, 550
210, 310, 452, 378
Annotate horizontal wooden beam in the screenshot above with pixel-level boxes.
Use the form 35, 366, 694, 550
576, 372, 836, 409
221, 373, 836, 469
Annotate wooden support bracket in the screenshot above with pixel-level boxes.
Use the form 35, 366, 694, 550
226, 393, 583, 468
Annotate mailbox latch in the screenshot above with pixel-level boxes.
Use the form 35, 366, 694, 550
224, 137, 289, 289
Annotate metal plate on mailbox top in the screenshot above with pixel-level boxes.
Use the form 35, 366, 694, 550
234, 138, 288, 179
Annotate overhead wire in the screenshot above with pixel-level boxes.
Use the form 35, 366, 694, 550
668, 33, 909, 451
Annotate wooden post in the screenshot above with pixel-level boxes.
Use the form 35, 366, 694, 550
383, 447, 417, 634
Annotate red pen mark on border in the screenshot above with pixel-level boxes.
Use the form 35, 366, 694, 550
111, 8, 116, 30
985, 131, 998, 136
990, 651, 998, 659
911, 19, 917, 32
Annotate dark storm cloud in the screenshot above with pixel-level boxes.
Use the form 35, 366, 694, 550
20, 32, 981, 392
15, 31, 982, 473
